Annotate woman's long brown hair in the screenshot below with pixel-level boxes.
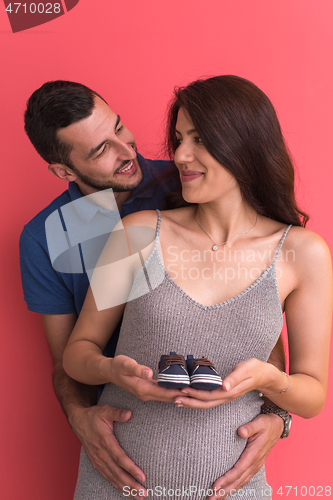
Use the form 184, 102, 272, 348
166, 75, 309, 226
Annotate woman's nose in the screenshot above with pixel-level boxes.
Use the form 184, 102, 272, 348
174, 142, 194, 164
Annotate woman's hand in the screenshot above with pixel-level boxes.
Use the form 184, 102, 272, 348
173, 358, 278, 409
109, 355, 184, 403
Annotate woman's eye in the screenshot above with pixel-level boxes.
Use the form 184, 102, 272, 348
194, 136, 203, 144
175, 137, 182, 145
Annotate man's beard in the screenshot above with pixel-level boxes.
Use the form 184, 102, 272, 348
69, 160, 143, 192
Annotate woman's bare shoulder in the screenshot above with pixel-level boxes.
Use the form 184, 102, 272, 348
284, 226, 332, 277
286, 226, 330, 258
123, 207, 194, 228
159, 206, 195, 225
121, 210, 159, 229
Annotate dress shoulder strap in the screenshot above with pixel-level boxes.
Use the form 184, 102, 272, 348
272, 225, 292, 264
155, 209, 162, 238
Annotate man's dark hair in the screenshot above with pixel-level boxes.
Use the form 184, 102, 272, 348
24, 80, 106, 167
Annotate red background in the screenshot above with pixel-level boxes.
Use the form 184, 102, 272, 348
0, 1, 332, 498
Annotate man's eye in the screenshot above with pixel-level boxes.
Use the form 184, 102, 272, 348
116, 124, 124, 134
96, 145, 107, 158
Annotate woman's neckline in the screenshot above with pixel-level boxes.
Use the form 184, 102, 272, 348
151, 209, 290, 310
156, 246, 279, 310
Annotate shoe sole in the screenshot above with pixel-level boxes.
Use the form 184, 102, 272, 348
157, 374, 190, 389
190, 374, 222, 391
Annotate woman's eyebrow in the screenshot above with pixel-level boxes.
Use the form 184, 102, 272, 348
175, 127, 197, 135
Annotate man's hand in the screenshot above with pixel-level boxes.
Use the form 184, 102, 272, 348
209, 413, 283, 499
40, 314, 149, 497
69, 404, 148, 497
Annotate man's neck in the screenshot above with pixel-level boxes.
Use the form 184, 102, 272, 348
75, 181, 132, 211
113, 190, 132, 211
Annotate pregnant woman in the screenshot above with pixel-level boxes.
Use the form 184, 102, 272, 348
63, 75, 332, 499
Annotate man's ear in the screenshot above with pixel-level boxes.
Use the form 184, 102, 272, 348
48, 163, 78, 182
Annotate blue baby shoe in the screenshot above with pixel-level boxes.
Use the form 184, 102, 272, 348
157, 352, 190, 388
186, 356, 222, 390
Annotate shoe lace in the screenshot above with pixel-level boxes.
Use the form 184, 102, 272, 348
164, 355, 186, 368
193, 357, 213, 367
193, 357, 219, 374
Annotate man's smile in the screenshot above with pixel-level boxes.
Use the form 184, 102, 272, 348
116, 160, 137, 176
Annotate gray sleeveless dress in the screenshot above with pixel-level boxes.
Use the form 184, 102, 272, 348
73, 211, 291, 499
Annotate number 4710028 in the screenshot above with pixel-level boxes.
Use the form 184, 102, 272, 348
6, 3, 61, 14
277, 486, 331, 496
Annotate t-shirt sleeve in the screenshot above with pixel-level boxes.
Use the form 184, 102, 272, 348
19, 227, 76, 314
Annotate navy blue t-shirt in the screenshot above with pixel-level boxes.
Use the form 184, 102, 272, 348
20, 154, 179, 356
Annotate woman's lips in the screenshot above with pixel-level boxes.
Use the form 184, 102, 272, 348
181, 170, 204, 182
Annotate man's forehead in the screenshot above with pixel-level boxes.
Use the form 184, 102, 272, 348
57, 97, 118, 150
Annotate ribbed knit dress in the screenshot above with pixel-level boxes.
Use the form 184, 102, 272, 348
73, 210, 291, 500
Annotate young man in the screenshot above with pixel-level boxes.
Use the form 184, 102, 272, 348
20, 81, 289, 497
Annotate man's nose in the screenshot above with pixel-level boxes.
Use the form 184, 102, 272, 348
115, 137, 137, 159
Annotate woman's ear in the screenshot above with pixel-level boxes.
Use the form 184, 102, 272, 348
48, 163, 78, 182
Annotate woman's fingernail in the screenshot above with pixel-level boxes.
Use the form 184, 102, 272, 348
175, 400, 183, 407
181, 390, 188, 395
224, 382, 231, 391
143, 369, 150, 379
135, 475, 143, 482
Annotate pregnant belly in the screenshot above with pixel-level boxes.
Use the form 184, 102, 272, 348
99, 383, 263, 496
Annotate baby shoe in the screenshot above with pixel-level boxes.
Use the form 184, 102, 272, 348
186, 355, 222, 390
157, 352, 190, 388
